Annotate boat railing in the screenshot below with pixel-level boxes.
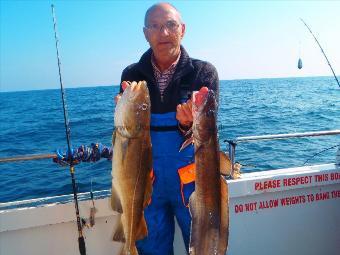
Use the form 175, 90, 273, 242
225, 129, 340, 179
1, 129, 339, 179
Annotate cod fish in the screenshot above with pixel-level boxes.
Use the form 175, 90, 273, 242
111, 81, 153, 255
189, 87, 229, 255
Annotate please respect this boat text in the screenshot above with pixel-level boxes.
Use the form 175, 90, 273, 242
234, 171, 340, 214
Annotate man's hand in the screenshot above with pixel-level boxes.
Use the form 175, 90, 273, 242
176, 99, 193, 128
114, 81, 129, 105
114, 94, 122, 105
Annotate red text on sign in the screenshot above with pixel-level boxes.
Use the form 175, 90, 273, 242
255, 179, 281, 191
283, 176, 312, 187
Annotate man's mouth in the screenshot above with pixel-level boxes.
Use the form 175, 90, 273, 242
158, 42, 171, 46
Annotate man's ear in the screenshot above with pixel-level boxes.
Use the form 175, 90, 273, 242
180, 23, 186, 39
143, 27, 150, 42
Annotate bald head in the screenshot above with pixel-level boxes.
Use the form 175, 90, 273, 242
144, 2, 182, 26
143, 2, 185, 70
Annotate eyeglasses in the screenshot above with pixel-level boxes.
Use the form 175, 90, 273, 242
145, 20, 180, 33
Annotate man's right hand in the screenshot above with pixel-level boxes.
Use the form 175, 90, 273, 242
176, 99, 193, 128
114, 93, 122, 105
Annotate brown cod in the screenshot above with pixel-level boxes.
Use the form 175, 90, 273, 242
111, 81, 153, 255
188, 87, 229, 255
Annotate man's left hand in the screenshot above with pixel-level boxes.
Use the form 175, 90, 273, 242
176, 99, 193, 128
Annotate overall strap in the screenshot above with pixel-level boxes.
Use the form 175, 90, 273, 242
150, 112, 178, 132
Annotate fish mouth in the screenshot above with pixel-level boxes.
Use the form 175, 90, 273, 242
127, 81, 147, 94
115, 81, 151, 138
192, 87, 215, 110
192, 88, 217, 139
124, 81, 149, 102
121, 81, 150, 113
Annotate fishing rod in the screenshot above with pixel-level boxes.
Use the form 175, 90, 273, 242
0, 153, 57, 163
51, 4, 86, 255
0, 143, 112, 163
300, 18, 340, 88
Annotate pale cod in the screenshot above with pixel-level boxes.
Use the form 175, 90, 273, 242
111, 81, 153, 255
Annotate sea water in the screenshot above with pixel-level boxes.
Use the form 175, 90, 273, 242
0, 76, 339, 203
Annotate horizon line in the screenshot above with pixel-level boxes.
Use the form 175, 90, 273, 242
0, 74, 337, 93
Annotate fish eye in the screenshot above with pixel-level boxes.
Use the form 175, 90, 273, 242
141, 103, 148, 111
206, 109, 215, 117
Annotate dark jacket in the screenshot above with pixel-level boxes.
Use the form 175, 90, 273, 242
120, 45, 219, 114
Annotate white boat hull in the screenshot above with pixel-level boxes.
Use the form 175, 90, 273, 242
1, 163, 339, 255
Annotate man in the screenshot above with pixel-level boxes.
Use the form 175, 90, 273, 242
116, 3, 219, 255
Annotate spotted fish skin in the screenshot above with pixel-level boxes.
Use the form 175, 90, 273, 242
111, 81, 153, 255
189, 88, 229, 255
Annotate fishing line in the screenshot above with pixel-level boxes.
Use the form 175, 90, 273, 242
51, 5, 86, 255
300, 18, 340, 88
89, 178, 97, 227
303, 144, 339, 166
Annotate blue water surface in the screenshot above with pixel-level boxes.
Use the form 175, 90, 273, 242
0, 77, 339, 203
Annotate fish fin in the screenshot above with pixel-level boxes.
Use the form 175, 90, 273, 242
179, 136, 194, 152
112, 130, 116, 146
188, 192, 196, 217
143, 144, 153, 208
143, 172, 153, 207
189, 192, 199, 254
111, 184, 123, 213
219, 151, 231, 176
113, 217, 126, 242
194, 144, 204, 155
219, 177, 229, 253
121, 138, 129, 156
135, 215, 148, 241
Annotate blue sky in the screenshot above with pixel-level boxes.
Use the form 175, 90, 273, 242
1, 0, 339, 92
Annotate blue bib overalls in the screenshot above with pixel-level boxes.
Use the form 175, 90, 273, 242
136, 112, 195, 255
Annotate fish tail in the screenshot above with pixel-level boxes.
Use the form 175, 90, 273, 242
219, 177, 229, 253
120, 245, 139, 255
113, 216, 126, 242
111, 183, 123, 213
135, 215, 148, 240
189, 246, 196, 255
189, 192, 199, 255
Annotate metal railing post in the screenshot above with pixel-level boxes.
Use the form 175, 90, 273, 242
228, 141, 236, 179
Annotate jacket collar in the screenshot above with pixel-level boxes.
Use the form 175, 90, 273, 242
137, 45, 194, 82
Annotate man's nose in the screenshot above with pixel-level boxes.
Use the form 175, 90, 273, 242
159, 25, 170, 36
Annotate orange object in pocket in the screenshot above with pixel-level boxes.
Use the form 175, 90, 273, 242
178, 163, 196, 207
178, 163, 196, 184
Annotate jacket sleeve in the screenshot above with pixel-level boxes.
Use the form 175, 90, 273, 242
119, 68, 128, 93
119, 64, 139, 93
200, 62, 219, 99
